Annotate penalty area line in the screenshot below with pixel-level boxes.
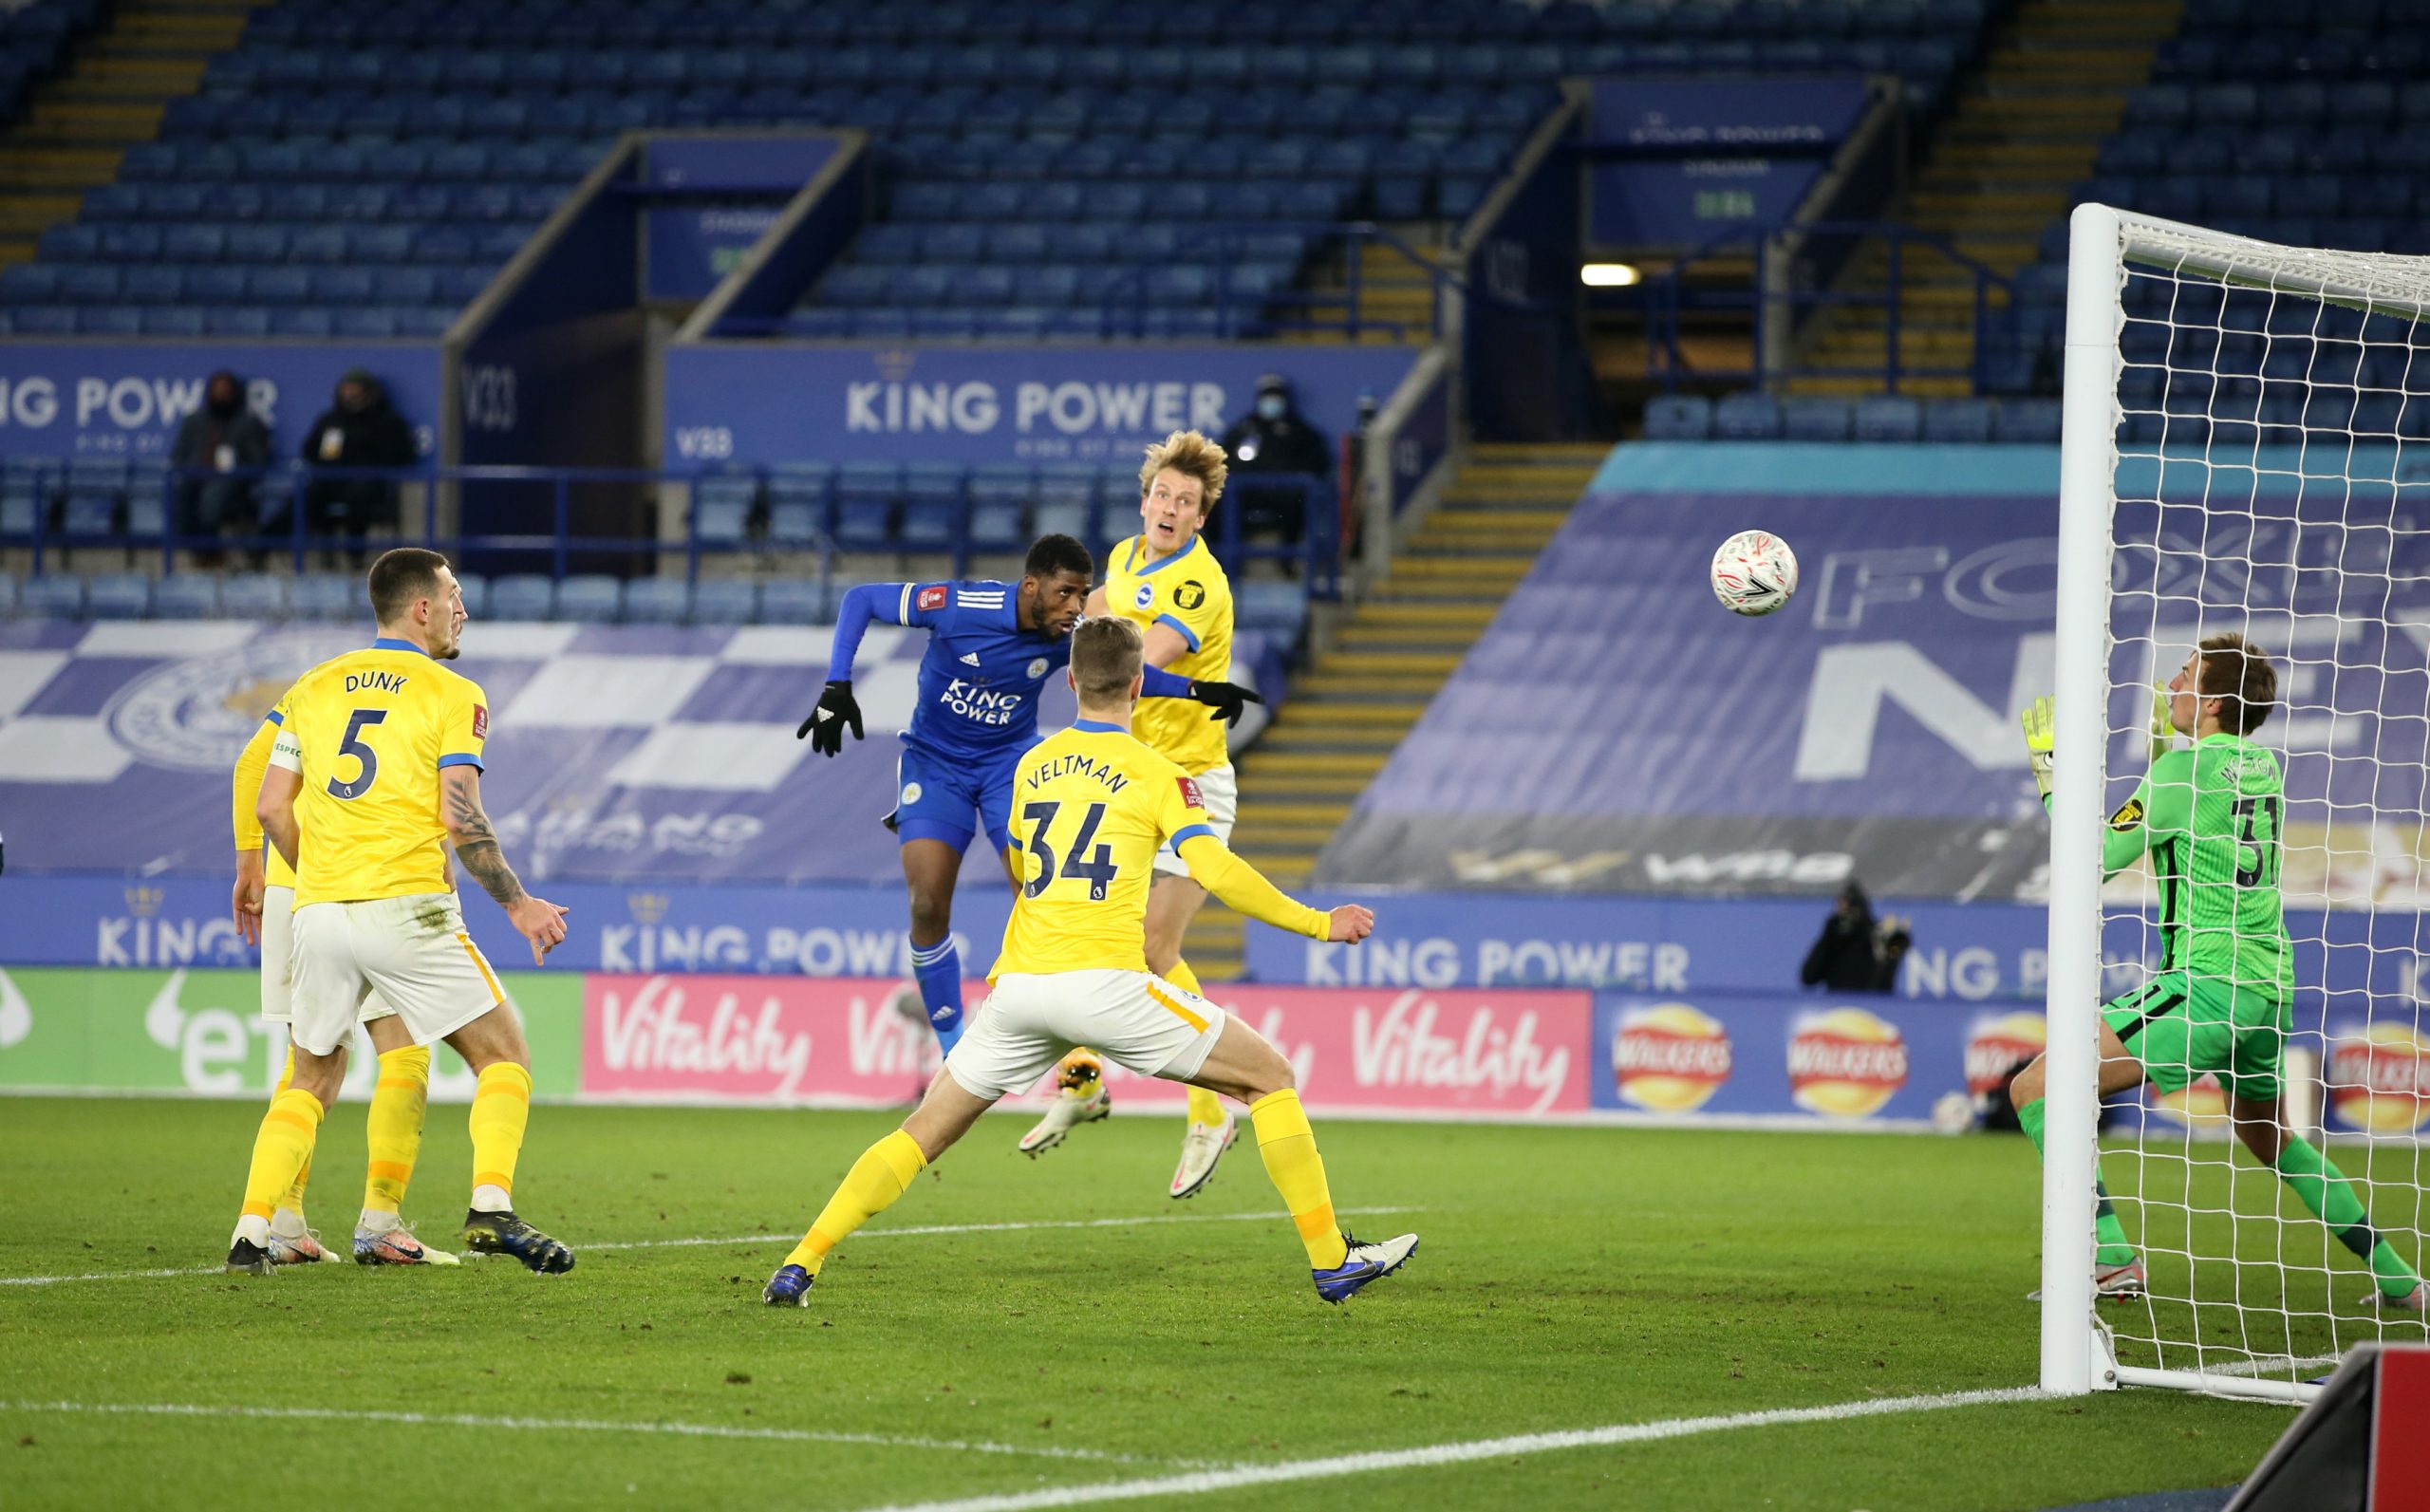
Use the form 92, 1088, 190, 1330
0, 1206, 1424, 1288
843, 1386, 2054, 1512
0, 1400, 1217, 1468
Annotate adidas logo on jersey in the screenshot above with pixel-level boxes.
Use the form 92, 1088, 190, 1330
961, 652, 981, 666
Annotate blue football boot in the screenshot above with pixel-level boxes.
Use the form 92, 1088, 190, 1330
460, 1207, 575, 1274
763, 1264, 814, 1307
1312, 1231, 1420, 1304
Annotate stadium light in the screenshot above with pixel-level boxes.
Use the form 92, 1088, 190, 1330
1580, 263, 1641, 287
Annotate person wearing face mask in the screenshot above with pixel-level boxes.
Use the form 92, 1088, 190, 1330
169, 369, 271, 566
291, 368, 419, 568
1217, 373, 1332, 567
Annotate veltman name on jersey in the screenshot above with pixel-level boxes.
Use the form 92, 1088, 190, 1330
1023, 750, 1130, 795
938, 679, 1026, 725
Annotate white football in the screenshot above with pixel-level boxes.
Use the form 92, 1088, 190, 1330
1710, 530, 1799, 617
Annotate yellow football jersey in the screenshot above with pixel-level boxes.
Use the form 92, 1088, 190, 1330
993, 721, 1226, 977
232, 691, 296, 889
1100, 532, 1233, 775
269, 638, 489, 906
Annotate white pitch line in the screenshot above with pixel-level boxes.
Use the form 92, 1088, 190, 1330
842, 1387, 2053, 1512
0, 1206, 1423, 1288
0, 1400, 1214, 1468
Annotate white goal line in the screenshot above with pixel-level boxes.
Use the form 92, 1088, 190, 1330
0, 1205, 1425, 1289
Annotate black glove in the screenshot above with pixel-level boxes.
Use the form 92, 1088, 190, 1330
796, 680, 864, 756
1187, 680, 1264, 726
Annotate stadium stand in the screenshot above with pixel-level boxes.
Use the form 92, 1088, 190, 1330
0, 0, 1997, 339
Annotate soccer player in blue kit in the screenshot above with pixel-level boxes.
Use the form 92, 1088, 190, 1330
797, 534, 1260, 1055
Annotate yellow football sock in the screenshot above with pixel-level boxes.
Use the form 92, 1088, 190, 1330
363, 1045, 430, 1217
1248, 1089, 1347, 1270
1160, 961, 1229, 1127
271, 1049, 312, 1219
468, 1062, 533, 1207
785, 1129, 927, 1274
242, 1088, 326, 1229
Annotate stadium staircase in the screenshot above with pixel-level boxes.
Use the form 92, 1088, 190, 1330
1294, 234, 1450, 345
0, 0, 250, 266
1793, 0, 2179, 396
1184, 441, 1603, 977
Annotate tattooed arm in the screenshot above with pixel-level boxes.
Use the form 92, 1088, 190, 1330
439, 765, 569, 962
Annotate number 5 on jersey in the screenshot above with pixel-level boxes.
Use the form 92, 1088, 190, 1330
327, 709, 386, 800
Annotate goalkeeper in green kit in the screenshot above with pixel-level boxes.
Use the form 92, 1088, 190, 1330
2013, 633, 2422, 1311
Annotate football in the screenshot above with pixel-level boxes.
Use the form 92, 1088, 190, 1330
1710, 530, 1799, 616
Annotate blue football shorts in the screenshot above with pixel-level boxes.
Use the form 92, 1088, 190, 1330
885, 744, 1019, 855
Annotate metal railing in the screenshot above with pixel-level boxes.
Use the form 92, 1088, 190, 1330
1640, 219, 2019, 394
0, 459, 1342, 597
716, 219, 1466, 344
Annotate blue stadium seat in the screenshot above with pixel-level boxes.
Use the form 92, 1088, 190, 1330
1852, 396, 1922, 443
688, 578, 757, 625
290, 573, 357, 621
1235, 579, 1309, 638
553, 574, 620, 622
151, 575, 220, 619
1992, 399, 2064, 445
1713, 393, 1783, 440
454, 573, 489, 622
220, 574, 290, 621
19, 575, 85, 619
85, 573, 151, 620
1642, 394, 1712, 441
620, 576, 689, 625
756, 579, 830, 625
1922, 399, 1995, 443
488, 574, 555, 621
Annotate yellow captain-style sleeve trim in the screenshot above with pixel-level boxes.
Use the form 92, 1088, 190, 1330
1175, 832, 1328, 940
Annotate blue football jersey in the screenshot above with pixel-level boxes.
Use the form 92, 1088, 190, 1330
894, 581, 1072, 762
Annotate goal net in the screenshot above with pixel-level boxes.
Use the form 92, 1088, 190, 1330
2045, 204, 2430, 1402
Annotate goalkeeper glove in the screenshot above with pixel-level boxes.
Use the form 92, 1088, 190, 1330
796, 680, 864, 757
2021, 695, 2055, 802
1187, 679, 1265, 726
2146, 685, 2176, 760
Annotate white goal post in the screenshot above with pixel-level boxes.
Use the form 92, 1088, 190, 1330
2046, 203, 2430, 1402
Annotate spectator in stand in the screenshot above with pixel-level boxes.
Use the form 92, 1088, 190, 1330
1219, 373, 1332, 568
296, 368, 418, 567
1800, 880, 1911, 993
170, 369, 271, 566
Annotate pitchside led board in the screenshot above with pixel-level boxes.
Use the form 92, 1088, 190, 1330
661, 343, 1418, 467
0, 342, 443, 461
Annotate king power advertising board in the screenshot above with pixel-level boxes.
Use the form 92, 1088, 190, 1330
664, 343, 1418, 466
0, 343, 442, 460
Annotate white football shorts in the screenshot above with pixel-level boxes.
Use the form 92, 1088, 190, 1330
287, 891, 504, 1055
1152, 760, 1236, 879
946, 968, 1226, 1102
259, 884, 396, 1028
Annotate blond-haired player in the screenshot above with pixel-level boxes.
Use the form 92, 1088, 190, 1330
233, 679, 453, 1266
1019, 430, 1252, 1201
229, 547, 573, 1276
765, 617, 1416, 1306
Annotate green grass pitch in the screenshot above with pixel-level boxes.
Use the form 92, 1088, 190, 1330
0, 1095, 2405, 1510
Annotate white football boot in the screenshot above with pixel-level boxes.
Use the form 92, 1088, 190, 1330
1168, 1108, 1238, 1200
1019, 1054, 1111, 1155
265, 1220, 333, 1265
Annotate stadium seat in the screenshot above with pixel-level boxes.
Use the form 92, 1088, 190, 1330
688, 578, 757, 625
85, 573, 150, 620
554, 574, 620, 622
756, 579, 830, 624
620, 576, 690, 625
220, 574, 290, 621
1922, 399, 1995, 443
1642, 394, 1713, 441
18, 575, 84, 619
1713, 392, 1784, 440
150, 575, 220, 619
291, 573, 357, 621
488, 574, 555, 621
1852, 396, 1923, 443
1992, 399, 2065, 445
